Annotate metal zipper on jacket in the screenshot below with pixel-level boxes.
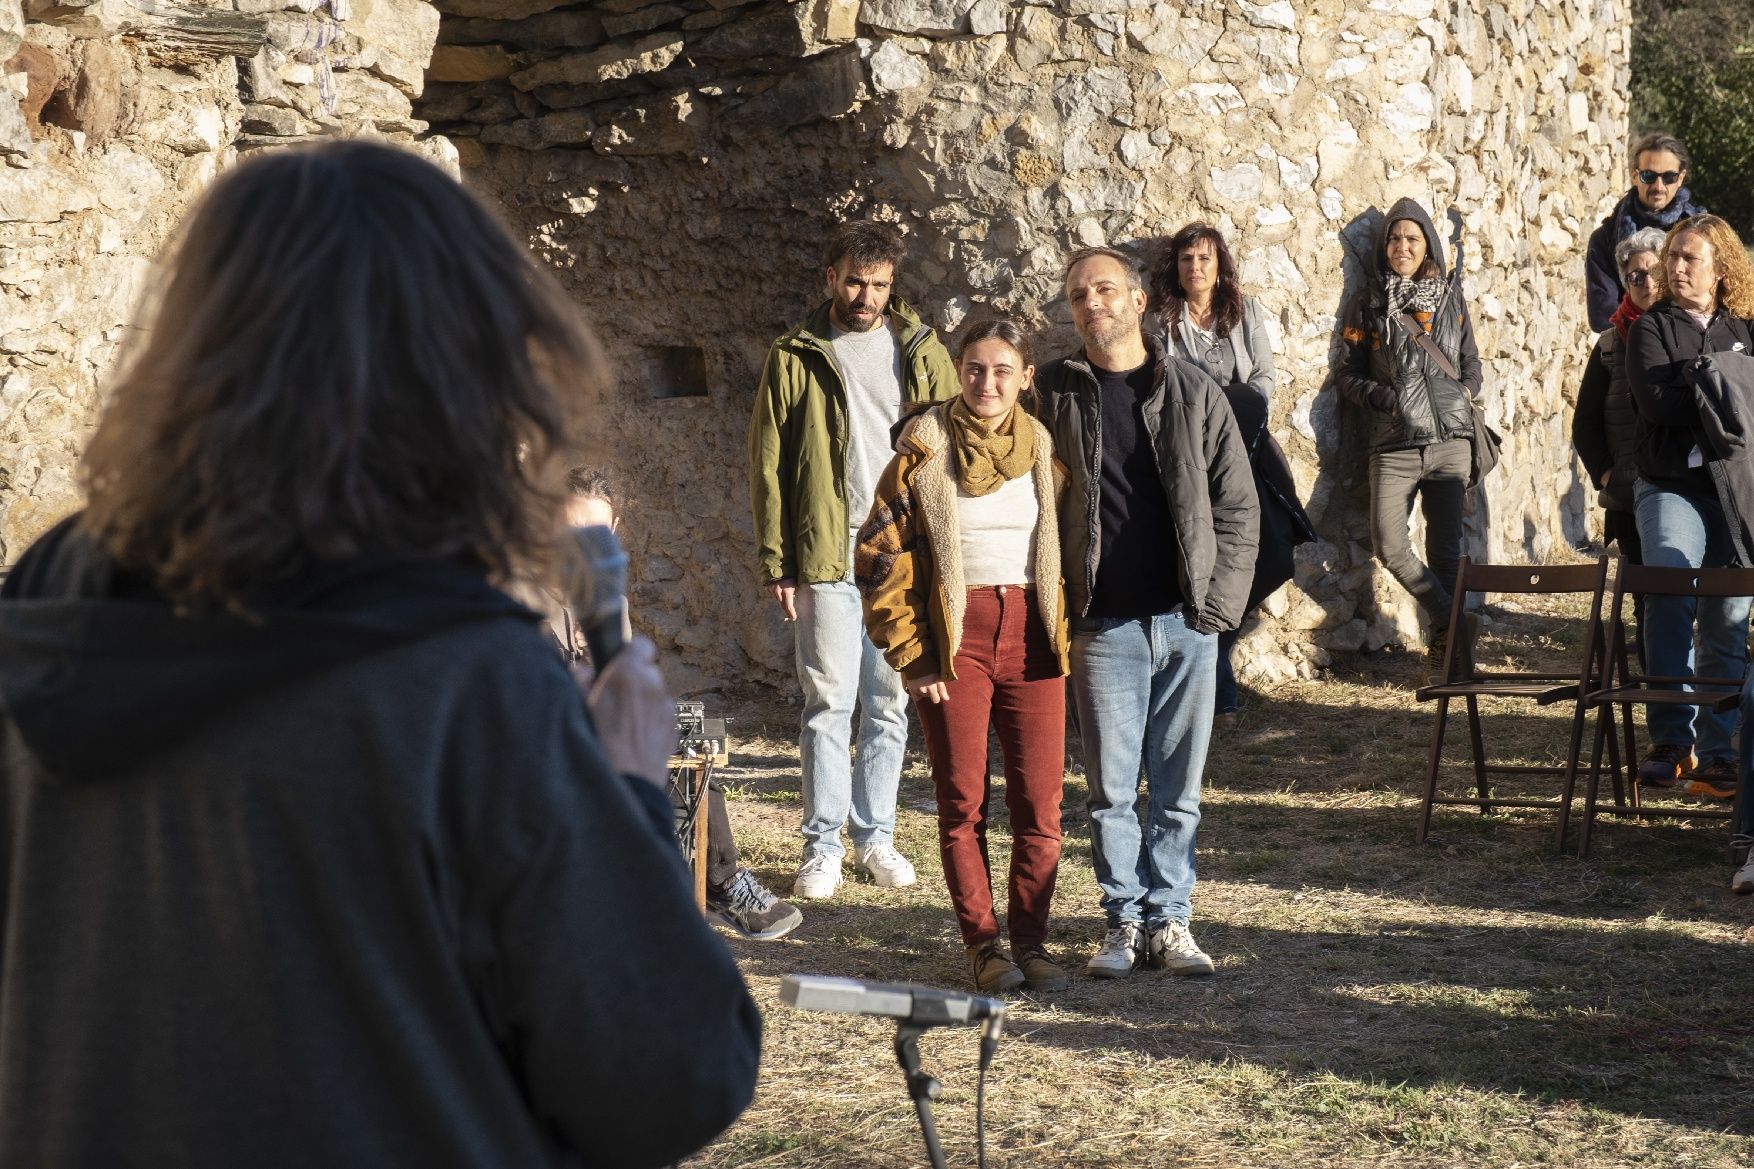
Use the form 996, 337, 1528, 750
1082, 366, 1102, 617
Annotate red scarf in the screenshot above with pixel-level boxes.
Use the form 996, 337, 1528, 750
1609, 295, 1645, 342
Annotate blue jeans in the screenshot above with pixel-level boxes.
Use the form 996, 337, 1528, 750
1072, 609, 1216, 929
1215, 625, 1244, 714
1633, 482, 1751, 763
794, 574, 910, 858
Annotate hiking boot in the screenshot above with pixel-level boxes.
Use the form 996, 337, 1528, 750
1148, 920, 1216, 976
1422, 612, 1480, 685
967, 941, 1026, 994
708, 869, 804, 941
1637, 743, 1698, 789
792, 852, 843, 900
1014, 943, 1071, 992
852, 841, 917, 888
1213, 711, 1238, 735
1421, 627, 1448, 685
1085, 923, 1144, 979
1734, 854, 1754, 896
1680, 757, 1738, 801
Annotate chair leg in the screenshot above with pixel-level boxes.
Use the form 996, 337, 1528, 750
1418, 696, 1451, 843
1620, 700, 1640, 815
1466, 694, 1490, 811
1579, 705, 1612, 857
1553, 697, 1591, 853
1602, 705, 1625, 814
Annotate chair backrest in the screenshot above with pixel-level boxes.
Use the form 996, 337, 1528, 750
1615, 562, 1754, 599
1456, 560, 1608, 596
1604, 561, 1754, 689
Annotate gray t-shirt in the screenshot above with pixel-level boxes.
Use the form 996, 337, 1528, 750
832, 319, 905, 533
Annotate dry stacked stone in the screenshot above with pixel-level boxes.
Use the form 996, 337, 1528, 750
2, 0, 1629, 698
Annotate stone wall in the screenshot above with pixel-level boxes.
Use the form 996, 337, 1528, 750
1, 0, 1630, 697
0, 0, 445, 560
425, 0, 1630, 692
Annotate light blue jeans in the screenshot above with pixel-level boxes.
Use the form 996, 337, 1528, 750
1633, 481, 1751, 763
795, 573, 910, 859
1072, 609, 1217, 929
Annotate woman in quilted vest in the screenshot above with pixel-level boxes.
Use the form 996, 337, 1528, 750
1334, 197, 1484, 682
854, 319, 1071, 996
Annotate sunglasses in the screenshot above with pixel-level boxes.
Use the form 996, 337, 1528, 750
1636, 169, 1683, 185
1626, 270, 1654, 287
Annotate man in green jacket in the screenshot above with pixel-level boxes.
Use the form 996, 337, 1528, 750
747, 220, 958, 899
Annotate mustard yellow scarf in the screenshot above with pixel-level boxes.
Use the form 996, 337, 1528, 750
946, 397, 1034, 497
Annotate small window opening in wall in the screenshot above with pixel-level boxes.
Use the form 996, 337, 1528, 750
647, 345, 709, 399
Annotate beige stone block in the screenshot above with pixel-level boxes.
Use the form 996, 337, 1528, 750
508, 32, 680, 91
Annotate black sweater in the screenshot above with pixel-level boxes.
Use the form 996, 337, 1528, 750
1627, 301, 1754, 495
0, 519, 760, 1169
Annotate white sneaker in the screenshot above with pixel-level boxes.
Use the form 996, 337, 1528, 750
1149, 920, 1216, 976
792, 853, 843, 900
1733, 854, 1754, 895
1085, 923, 1144, 979
852, 842, 917, 888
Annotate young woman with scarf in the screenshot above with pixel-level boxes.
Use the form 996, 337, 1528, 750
1335, 197, 1485, 682
856, 319, 1071, 995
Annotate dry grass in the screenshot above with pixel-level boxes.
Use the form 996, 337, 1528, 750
690, 592, 1754, 1168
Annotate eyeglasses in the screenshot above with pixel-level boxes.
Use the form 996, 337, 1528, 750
1626, 270, 1654, 287
1636, 169, 1682, 185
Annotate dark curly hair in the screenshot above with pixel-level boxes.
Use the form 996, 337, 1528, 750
1149, 222, 1245, 337
80, 140, 605, 611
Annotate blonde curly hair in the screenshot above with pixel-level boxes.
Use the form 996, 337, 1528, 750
1657, 214, 1754, 318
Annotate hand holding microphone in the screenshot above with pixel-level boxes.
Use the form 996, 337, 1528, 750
567, 525, 671, 786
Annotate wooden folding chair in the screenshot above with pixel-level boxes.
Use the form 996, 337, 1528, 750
1575, 562, 1754, 855
1415, 556, 1611, 849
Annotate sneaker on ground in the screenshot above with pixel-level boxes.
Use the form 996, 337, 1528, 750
1085, 923, 1144, 979
966, 940, 1026, 994
792, 852, 843, 900
708, 869, 804, 940
852, 841, 917, 888
1732, 834, 1753, 868
1680, 757, 1738, 801
1148, 920, 1216, 976
1637, 743, 1697, 789
1733, 853, 1754, 895
1014, 943, 1071, 992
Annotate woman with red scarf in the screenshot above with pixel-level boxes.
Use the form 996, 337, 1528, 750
1573, 226, 1666, 588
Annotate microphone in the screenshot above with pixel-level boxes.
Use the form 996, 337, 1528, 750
780, 974, 1006, 1028
568, 525, 630, 667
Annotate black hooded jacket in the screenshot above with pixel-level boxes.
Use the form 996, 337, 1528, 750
0, 518, 760, 1169
1335, 198, 1484, 454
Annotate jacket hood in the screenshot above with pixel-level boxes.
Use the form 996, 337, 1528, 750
0, 516, 538, 782
1374, 197, 1448, 283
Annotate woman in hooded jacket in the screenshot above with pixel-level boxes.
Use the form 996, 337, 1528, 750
1335, 198, 1485, 680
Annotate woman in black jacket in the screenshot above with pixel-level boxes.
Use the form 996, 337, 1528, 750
1335, 198, 1484, 680
1625, 213, 1754, 799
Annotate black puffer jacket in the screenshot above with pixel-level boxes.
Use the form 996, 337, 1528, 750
1335, 197, 1484, 453
1033, 335, 1259, 634
1627, 300, 1754, 495
1572, 326, 1641, 513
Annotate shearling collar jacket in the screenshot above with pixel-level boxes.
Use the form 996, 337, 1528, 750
853, 403, 1069, 682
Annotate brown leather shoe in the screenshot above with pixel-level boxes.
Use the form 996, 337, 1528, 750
1014, 943, 1070, 992
966, 941, 1025, 994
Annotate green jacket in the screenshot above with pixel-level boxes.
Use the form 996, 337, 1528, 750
748, 298, 958, 585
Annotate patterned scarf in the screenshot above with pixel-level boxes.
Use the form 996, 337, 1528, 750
1385, 274, 1446, 315
945, 397, 1034, 497
1609, 294, 1646, 342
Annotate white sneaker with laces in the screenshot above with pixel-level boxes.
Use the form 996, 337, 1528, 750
1085, 923, 1144, 979
792, 852, 843, 900
852, 841, 917, 888
1149, 920, 1216, 976
1733, 854, 1754, 896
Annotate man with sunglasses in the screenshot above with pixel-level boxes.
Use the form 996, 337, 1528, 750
1585, 132, 1706, 331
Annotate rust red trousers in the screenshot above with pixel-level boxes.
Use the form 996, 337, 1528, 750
915, 586, 1065, 948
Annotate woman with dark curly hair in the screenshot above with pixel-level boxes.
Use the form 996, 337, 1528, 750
1151, 223, 1312, 723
